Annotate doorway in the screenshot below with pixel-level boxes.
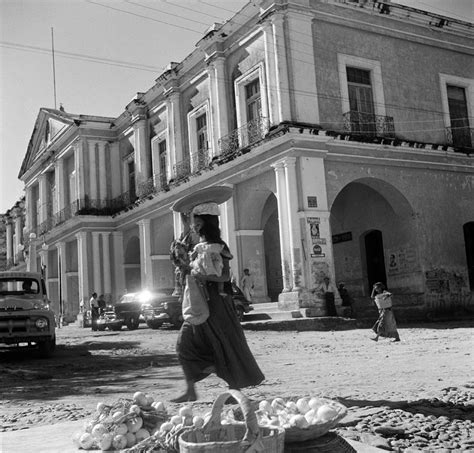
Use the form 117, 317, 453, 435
464, 222, 474, 290
364, 230, 387, 290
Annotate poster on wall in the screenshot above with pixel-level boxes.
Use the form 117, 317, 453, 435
308, 217, 325, 256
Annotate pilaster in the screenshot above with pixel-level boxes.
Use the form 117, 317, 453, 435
57, 241, 68, 322
112, 232, 126, 298
137, 219, 153, 289
76, 231, 90, 307
102, 232, 112, 298
74, 139, 86, 202
92, 232, 101, 295
167, 91, 184, 174
98, 142, 108, 200
38, 173, 49, 225
5, 220, 13, 263
89, 142, 98, 202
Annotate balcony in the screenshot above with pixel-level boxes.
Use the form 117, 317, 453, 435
446, 126, 473, 153
172, 156, 192, 185
218, 116, 269, 163
342, 111, 395, 139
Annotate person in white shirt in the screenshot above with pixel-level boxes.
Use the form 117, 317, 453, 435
89, 292, 99, 331
315, 276, 338, 316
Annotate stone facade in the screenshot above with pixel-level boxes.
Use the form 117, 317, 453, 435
3, 0, 473, 322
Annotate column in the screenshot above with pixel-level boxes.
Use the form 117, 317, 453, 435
74, 139, 86, 205
209, 56, 229, 157
167, 92, 183, 173
271, 12, 292, 122
76, 231, 90, 308
137, 219, 153, 289
89, 142, 98, 203
57, 241, 68, 323
98, 142, 108, 201
38, 173, 49, 225
92, 232, 101, 295
101, 232, 112, 298
172, 211, 187, 296
109, 142, 121, 199
13, 209, 22, 263
112, 232, 126, 298
5, 220, 13, 266
220, 193, 238, 284
133, 119, 151, 189
25, 186, 33, 234
272, 161, 292, 292
55, 158, 66, 214
284, 157, 305, 290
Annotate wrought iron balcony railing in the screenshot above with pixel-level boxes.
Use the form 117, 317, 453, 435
342, 111, 395, 138
446, 126, 473, 151
172, 156, 192, 184
137, 178, 156, 198
218, 116, 269, 162
191, 148, 211, 174
53, 200, 81, 227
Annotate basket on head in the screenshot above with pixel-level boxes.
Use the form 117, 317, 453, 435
179, 390, 285, 453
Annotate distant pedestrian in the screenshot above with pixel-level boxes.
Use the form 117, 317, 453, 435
89, 292, 99, 331
370, 282, 400, 342
98, 294, 106, 314
240, 268, 254, 302
338, 282, 354, 317
315, 276, 338, 316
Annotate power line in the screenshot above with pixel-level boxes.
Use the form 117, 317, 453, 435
123, 0, 211, 27
84, 0, 203, 34
162, 0, 226, 21
0, 41, 165, 73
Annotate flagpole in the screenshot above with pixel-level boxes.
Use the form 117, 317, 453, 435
51, 27, 57, 109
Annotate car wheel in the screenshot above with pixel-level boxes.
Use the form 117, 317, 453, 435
146, 321, 163, 330
97, 325, 106, 331
38, 336, 56, 358
171, 315, 183, 329
126, 316, 140, 330
235, 306, 245, 322
110, 324, 122, 331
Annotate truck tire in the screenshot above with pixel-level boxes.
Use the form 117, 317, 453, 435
146, 320, 163, 330
38, 336, 56, 358
126, 316, 140, 330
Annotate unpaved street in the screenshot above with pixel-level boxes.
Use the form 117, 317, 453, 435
1, 321, 473, 451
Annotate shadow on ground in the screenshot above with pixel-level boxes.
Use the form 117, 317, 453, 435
0, 340, 181, 402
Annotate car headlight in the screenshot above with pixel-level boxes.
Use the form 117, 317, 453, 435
35, 318, 48, 329
163, 302, 169, 310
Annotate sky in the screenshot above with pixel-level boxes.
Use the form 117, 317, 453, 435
0, 0, 472, 213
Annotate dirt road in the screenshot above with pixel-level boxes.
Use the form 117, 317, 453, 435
1, 321, 473, 450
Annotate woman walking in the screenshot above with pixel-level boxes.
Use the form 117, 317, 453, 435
170, 186, 265, 402
370, 282, 401, 342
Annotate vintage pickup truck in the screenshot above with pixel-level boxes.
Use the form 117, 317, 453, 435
0, 271, 56, 357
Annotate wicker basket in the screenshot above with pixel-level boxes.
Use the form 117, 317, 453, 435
283, 399, 347, 443
179, 390, 285, 453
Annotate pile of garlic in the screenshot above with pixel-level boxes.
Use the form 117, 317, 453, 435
73, 391, 166, 451
256, 397, 340, 430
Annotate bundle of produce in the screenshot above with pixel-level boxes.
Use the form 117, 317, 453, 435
124, 405, 207, 453
73, 392, 168, 451
255, 396, 347, 442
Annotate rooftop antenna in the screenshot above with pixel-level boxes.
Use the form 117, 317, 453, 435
51, 27, 57, 109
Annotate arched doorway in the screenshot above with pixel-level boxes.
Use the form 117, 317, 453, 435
262, 194, 283, 301
364, 230, 387, 290
463, 222, 474, 290
124, 236, 141, 292
330, 178, 416, 296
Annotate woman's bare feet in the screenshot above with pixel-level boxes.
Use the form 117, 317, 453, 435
170, 384, 197, 403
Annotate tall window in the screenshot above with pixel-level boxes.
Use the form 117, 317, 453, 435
158, 139, 167, 188
347, 67, 375, 135
447, 85, 471, 148
196, 114, 208, 153
128, 161, 136, 201
245, 79, 261, 122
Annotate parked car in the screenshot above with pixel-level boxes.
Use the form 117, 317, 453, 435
99, 292, 145, 331
141, 291, 183, 329
0, 271, 56, 357
231, 283, 254, 321
96, 305, 123, 331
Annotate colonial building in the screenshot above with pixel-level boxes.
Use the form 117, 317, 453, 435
5, 0, 474, 322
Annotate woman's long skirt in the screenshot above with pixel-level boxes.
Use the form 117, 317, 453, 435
372, 308, 400, 339
176, 281, 265, 389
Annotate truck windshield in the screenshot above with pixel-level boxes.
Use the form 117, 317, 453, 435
0, 278, 40, 295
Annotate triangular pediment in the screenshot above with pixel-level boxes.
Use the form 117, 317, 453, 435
19, 108, 76, 180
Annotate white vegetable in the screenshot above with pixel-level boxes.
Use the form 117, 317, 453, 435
160, 422, 174, 433
316, 405, 338, 422
79, 433, 95, 450
129, 404, 141, 415
126, 416, 143, 433
179, 405, 193, 417
98, 433, 113, 451
112, 411, 124, 423
112, 434, 128, 450
192, 416, 205, 428
91, 423, 108, 440
133, 391, 148, 407
135, 428, 150, 442
96, 402, 107, 413
258, 400, 273, 413
125, 432, 137, 447
271, 398, 286, 412
285, 401, 299, 414
308, 397, 323, 411
290, 414, 310, 428
296, 398, 310, 414
170, 415, 182, 425
153, 401, 165, 412
114, 423, 128, 435
145, 394, 154, 406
